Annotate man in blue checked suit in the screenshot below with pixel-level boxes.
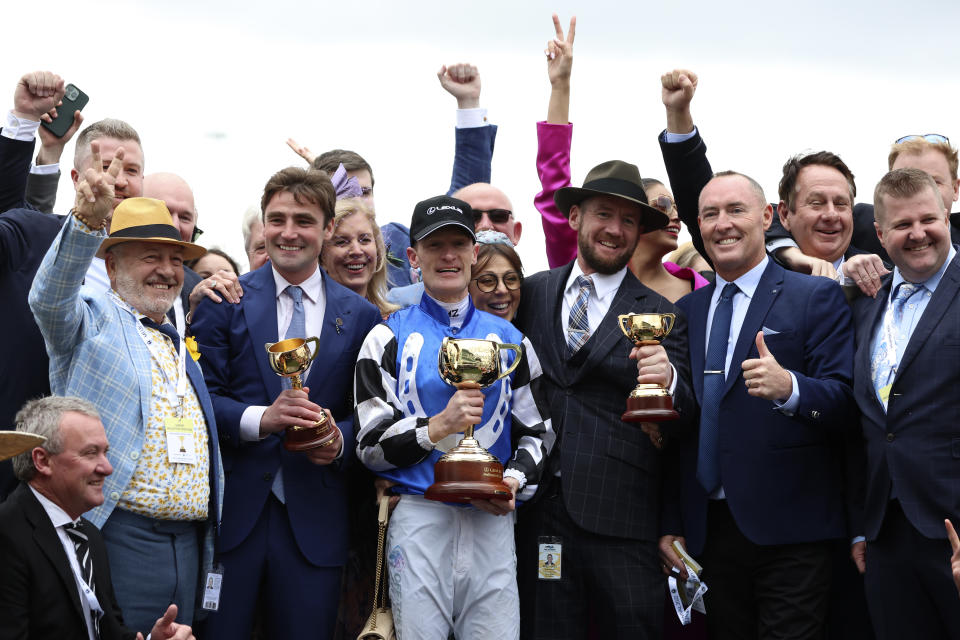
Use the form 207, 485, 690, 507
190, 167, 381, 640
659, 171, 857, 640
850, 168, 960, 639
28, 151, 223, 634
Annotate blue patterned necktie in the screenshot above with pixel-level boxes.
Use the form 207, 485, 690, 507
282, 285, 306, 392
64, 521, 101, 638
567, 275, 594, 355
697, 282, 738, 494
140, 317, 180, 353
871, 282, 922, 409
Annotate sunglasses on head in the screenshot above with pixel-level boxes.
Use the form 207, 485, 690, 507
472, 209, 513, 225
650, 195, 676, 214
895, 134, 950, 145
472, 271, 522, 292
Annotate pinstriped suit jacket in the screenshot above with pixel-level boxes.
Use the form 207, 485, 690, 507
515, 261, 696, 541
27, 217, 223, 564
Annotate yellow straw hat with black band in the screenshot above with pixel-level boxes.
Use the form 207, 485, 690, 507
95, 197, 206, 260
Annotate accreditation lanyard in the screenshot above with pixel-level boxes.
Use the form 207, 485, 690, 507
109, 291, 188, 415
879, 294, 902, 375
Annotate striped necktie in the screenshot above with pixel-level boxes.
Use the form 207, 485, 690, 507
567, 275, 594, 355
64, 521, 101, 638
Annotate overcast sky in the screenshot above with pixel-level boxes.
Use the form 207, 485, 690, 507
6, 0, 960, 274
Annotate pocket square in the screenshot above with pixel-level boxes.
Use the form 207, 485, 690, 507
762, 326, 781, 336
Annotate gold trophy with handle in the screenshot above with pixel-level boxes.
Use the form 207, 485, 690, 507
618, 313, 680, 422
424, 337, 522, 503
264, 337, 336, 451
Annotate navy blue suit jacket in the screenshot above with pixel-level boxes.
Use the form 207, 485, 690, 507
667, 260, 856, 555
189, 264, 380, 566
0, 135, 65, 501
851, 252, 960, 540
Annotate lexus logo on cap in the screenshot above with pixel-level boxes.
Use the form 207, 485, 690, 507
426, 205, 464, 216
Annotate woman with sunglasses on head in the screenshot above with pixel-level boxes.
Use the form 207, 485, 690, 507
535, 15, 709, 303
469, 230, 524, 322
629, 179, 710, 302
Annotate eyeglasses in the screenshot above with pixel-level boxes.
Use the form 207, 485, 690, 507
895, 133, 950, 145
649, 195, 676, 214
472, 209, 513, 225
472, 271, 522, 292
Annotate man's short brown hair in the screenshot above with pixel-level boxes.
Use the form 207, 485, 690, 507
312, 149, 374, 187
888, 138, 959, 180
260, 167, 336, 226
778, 151, 856, 212
873, 168, 944, 224
73, 119, 142, 171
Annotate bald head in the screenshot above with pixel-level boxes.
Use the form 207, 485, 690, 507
452, 182, 522, 244
143, 172, 197, 242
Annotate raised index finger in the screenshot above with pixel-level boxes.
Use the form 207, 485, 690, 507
89, 140, 103, 175
552, 13, 564, 40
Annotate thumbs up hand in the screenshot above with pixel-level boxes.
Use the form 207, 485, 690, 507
740, 332, 793, 401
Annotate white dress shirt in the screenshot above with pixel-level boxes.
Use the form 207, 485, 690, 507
239, 266, 326, 441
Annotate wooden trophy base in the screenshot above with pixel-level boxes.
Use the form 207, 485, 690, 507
621, 391, 680, 423
424, 437, 511, 503
284, 417, 337, 451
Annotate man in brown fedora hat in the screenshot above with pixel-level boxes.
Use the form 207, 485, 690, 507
28, 150, 224, 633
514, 160, 696, 638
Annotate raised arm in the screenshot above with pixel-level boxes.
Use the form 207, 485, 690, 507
658, 69, 713, 267
535, 14, 578, 268
439, 63, 497, 194
27, 99, 85, 213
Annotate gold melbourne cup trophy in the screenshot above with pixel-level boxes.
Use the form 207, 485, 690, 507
424, 337, 522, 503
264, 337, 336, 451
618, 313, 680, 422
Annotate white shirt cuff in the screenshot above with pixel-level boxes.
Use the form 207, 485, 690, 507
456, 108, 488, 129
667, 364, 679, 395
240, 405, 269, 441
30, 161, 59, 175
3, 110, 40, 141
773, 371, 800, 414
416, 424, 435, 450
851, 536, 866, 545
662, 127, 697, 144
768, 237, 799, 253
503, 468, 526, 491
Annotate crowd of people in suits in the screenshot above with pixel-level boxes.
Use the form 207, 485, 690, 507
2, 11, 960, 640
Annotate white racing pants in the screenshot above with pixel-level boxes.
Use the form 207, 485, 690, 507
386, 494, 519, 639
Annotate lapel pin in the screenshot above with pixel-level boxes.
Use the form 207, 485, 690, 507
335, 317, 343, 335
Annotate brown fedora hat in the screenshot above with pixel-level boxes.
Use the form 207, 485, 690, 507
96, 197, 207, 260
554, 160, 669, 231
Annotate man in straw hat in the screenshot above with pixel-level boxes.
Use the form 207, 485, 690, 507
27, 145, 223, 632
513, 160, 696, 638
0, 395, 195, 639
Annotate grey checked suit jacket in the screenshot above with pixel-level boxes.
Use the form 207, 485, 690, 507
515, 262, 696, 541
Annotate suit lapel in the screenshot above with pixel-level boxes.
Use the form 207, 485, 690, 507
574, 271, 654, 385
242, 268, 283, 398
723, 261, 783, 396
855, 278, 892, 419
21, 487, 86, 622
543, 263, 574, 373
304, 273, 350, 389
896, 253, 960, 380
